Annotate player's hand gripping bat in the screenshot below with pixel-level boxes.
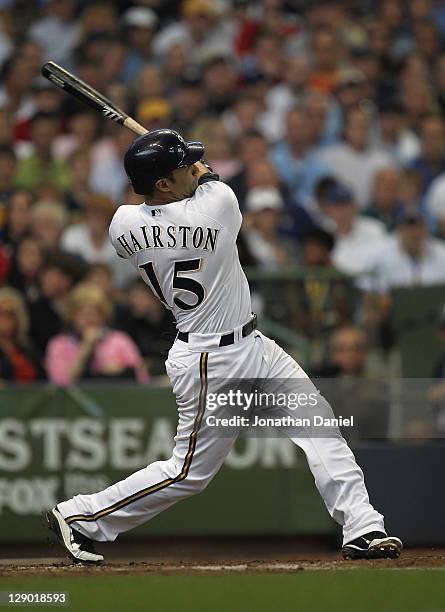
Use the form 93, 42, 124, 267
41, 61, 148, 136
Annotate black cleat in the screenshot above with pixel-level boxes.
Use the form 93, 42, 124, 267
46, 507, 104, 565
342, 531, 403, 560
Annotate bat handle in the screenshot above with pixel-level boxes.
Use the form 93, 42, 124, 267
123, 117, 148, 136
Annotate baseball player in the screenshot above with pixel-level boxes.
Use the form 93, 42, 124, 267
46, 129, 402, 564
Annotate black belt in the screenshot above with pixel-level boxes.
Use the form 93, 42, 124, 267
177, 314, 257, 347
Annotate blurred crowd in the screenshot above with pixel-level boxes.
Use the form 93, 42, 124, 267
3, 0, 445, 387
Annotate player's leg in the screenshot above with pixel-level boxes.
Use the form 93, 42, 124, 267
54, 350, 237, 546
255, 332, 402, 558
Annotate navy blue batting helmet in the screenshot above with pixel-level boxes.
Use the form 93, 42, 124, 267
124, 129, 205, 195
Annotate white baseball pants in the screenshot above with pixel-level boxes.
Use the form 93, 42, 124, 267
57, 331, 385, 545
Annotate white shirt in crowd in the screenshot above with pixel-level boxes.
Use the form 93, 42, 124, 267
29, 16, 81, 68
318, 144, 393, 209
61, 224, 136, 288
424, 175, 445, 223
378, 130, 420, 166
244, 230, 284, 270
152, 20, 233, 63
360, 236, 445, 294
331, 217, 388, 276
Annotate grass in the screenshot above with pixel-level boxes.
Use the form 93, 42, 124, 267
1, 570, 445, 612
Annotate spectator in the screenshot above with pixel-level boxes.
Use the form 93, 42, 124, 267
409, 114, 445, 197
0, 109, 13, 147
89, 126, 134, 200
434, 54, 445, 117
170, 71, 208, 138
83, 263, 116, 301
7, 237, 44, 303
308, 27, 342, 94
300, 226, 336, 268
203, 56, 238, 115
260, 54, 311, 141
223, 95, 263, 141
30, 199, 68, 253
227, 130, 268, 204
251, 32, 284, 84
0, 145, 17, 199
29, 255, 81, 356
162, 44, 189, 94
192, 120, 240, 181
287, 227, 352, 339
53, 110, 99, 160
152, 0, 232, 63
0, 55, 36, 123
313, 325, 389, 439
270, 107, 330, 209
60, 193, 113, 266
0, 287, 44, 384
15, 112, 70, 192
399, 168, 423, 211
303, 90, 339, 149
134, 64, 164, 105
363, 209, 445, 295
319, 107, 394, 209
316, 178, 388, 275
365, 167, 404, 231
28, 0, 81, 67
243, 187, 295, 269
316, 326, 371, 377
136, 98, 172, 133
333, 68, 369, 118
64, 150, 92, 212
245, 158, 281, 194
412, 18, 440, 65
2, 188, 33, 251
376, 101, 420, 165
32, 77, 61, 113
97, 39, 127, 90
121, 7, 158, 83
60, 193, 134, 287
45, 284, 148, 385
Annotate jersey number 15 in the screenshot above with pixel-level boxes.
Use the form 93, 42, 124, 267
139, 259, 205, 311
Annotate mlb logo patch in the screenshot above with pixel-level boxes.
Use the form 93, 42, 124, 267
151, 209, 162, 217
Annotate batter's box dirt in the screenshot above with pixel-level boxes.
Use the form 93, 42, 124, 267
1, 550, 444, 577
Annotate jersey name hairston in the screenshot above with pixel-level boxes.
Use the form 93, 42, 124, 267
117, 224, 220, 256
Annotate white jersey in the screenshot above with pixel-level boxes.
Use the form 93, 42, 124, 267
109, 180, 252, 333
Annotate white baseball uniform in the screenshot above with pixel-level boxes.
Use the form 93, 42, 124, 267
57, 179, 385, 544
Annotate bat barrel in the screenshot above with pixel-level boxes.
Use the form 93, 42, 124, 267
41, 61, 148, 136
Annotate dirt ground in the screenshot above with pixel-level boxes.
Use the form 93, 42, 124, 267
1, 538, 444, 576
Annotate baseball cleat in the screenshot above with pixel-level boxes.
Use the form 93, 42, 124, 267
342, 531, 403, 560
46, 507, 104, 565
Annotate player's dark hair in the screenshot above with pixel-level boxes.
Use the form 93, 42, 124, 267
144, 170, 176, 197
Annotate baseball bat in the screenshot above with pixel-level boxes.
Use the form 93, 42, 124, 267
41, 61, 148, 136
